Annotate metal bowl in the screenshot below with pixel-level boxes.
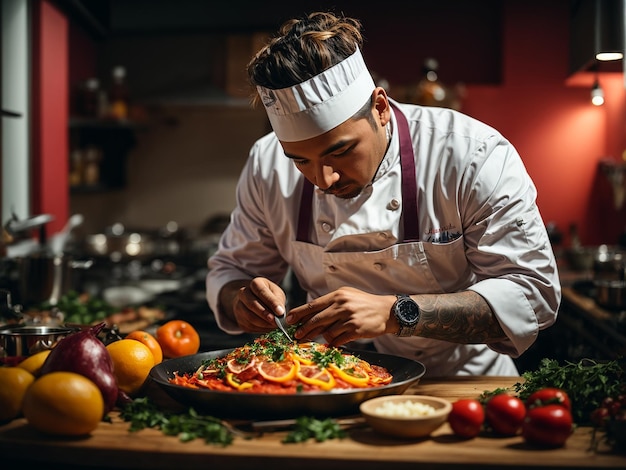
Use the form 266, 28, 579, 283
0, 324, 74, 357
149, 349, 426, 419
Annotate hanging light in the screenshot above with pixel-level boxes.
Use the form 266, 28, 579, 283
591, 78, 605, 106
594, 0, 624, 62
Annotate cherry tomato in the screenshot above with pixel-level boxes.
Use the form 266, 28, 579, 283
447, 398, 485, 438
485, 393, 526, 436
590, 407, 610, 427
156, 320, 201, 358
525, 388, 571, 411
522, 404, 573, 447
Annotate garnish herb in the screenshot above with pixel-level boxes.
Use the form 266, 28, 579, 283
119, 397, 234, 446
120, 397, 348, 446
282, 416, 347, 443
513, 358, 624, 425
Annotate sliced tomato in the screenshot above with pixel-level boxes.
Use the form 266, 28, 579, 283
257, 359, 298, 383
227, 357, 256, 374
297, 364, 336, 391
367, 364, 393, 385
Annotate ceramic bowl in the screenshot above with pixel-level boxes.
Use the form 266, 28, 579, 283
359, 394, 452, 438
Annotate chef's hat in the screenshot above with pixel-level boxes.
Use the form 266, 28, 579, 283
257, 47, 376, 142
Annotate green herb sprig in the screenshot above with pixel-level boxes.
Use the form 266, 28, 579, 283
282, 416, 347, 443
513, 357, 624, 425
119, 397, 234, 446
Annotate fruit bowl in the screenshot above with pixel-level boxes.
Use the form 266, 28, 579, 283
359, 394, 452, 438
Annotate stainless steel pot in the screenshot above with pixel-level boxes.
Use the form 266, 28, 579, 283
594, 279, 626, 311
0, 324, 74, 357
17, 255, 93, 308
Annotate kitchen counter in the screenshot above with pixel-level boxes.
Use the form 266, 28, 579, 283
0, 376, 623, 470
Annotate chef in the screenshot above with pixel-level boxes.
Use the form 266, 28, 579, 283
206, 11, 561, 376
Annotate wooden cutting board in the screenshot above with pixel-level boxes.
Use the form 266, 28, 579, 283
0, 376, 623, 470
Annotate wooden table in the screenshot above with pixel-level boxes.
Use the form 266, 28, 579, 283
1, 376, 623, 470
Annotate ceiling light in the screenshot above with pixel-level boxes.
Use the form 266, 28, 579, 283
591, 79, 605, 106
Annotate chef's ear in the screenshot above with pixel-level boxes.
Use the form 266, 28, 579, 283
373, 87, 391, 126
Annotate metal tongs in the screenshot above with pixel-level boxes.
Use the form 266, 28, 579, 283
274, 309, 293, 341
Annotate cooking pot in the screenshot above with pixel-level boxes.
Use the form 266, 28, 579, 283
566, 245, 626, 279
594, 279, 626, 311
0, 324, 74, 357
17, 255, 93, 308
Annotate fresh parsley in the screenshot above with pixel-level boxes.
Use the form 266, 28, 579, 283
119, 397, 233, 446
282, 416, 347, 443
513, 357, 625, 425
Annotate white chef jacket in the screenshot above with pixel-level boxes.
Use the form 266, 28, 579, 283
206, 100, 561, 377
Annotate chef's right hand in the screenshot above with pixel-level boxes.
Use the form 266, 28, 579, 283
225, 277, 287, 332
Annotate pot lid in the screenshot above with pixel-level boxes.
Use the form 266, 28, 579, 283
5, 214, 54, 234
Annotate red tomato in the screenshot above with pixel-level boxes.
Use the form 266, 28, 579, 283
525, 388, 571, 411
155, 320, 201, 359
448, 398, 485, 438
485, 393, 526, 436
522, 404, 573, 447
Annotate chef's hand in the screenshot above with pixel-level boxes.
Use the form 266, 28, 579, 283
221, 277, 287, 333
287, 287, 397, 346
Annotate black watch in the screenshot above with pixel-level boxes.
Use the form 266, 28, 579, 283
392, 294, 420, 337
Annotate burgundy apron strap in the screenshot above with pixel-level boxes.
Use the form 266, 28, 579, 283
296, 102, 419, 243
391, 103, 420, 242
296, 178, 314, 242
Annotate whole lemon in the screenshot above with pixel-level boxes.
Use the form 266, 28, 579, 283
22, 371, 104, 436
17, 349, 51, 377
106, 339, 154, 396
0, 367, 35, 422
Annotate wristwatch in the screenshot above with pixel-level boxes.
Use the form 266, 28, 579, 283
392, 294, 420, 337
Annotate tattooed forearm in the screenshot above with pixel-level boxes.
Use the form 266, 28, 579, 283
414, 291, 507, 344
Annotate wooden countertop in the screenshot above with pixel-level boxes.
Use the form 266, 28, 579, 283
1, 376, 623, 470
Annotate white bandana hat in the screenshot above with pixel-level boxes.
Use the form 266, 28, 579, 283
257, 47, 376, 142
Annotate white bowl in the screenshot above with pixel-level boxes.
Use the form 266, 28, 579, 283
360, 394, 452, 438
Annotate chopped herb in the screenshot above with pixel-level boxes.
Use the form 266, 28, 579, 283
282, 416, 347, 443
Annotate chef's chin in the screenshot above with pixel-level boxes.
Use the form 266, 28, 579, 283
325, 184, 363, 199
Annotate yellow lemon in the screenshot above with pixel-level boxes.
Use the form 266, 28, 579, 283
106, 339, 154, 396
0, 367, 35, 422
17, 349, 51, 377
22, 371, 104, 436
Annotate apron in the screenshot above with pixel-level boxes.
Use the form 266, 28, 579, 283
290, 104, 518, 377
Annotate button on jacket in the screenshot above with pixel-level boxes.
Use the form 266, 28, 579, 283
207, 100, 561, 377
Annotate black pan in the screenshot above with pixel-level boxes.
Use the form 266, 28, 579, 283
149, 348, 426, 419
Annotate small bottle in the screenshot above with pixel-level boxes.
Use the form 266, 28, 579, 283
108, 66, 130, 120
413, 58, 447, 106
80, 78, 100, 117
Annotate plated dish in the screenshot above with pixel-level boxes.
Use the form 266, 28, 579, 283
169, 330, 393, 393
149, 335, 426, 419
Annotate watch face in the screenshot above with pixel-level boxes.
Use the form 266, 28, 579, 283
396, 297, 419, 324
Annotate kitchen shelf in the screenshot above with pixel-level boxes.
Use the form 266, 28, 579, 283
69, 117, 139, 191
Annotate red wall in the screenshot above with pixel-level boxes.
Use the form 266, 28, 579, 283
462, 1, 626, 247
45, 0, 626, 247
32, 0, 69, 236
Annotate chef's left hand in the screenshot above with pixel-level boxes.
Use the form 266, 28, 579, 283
287, 287, 396, 346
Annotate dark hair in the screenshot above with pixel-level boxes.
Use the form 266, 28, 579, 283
247, 11, 364, 102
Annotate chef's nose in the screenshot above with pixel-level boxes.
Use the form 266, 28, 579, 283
316, 164, 339, 190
